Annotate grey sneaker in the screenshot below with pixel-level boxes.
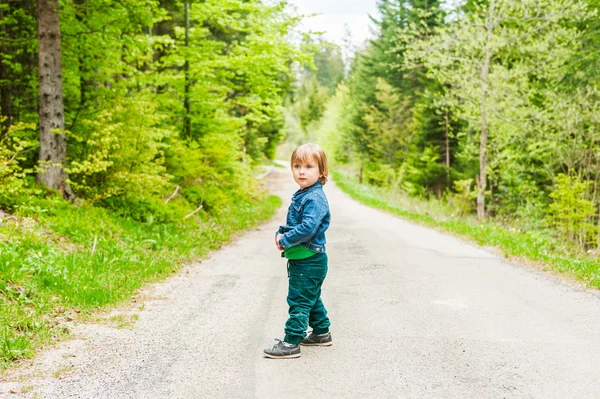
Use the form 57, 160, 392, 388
263, 339, 301, 359
300, 331, 332, 346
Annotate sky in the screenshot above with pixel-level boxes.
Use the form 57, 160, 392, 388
289, 0, 380, 47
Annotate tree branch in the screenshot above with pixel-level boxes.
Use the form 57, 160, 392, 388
165, 185, 180, 204
184, 205, 203, 219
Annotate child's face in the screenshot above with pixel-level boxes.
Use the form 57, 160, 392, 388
292, 157, 321, 190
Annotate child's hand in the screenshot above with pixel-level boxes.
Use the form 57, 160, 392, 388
275, 233, 284, 251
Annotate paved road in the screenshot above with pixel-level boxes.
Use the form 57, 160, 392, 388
3, 167, 600, 398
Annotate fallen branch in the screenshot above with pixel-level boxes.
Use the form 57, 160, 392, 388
184, 205, 203, 219
91, 236, 98, 255
165, 185, 180, 204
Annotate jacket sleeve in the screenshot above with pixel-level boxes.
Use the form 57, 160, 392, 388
278, 195, 325, 249
277, 225, 292, 235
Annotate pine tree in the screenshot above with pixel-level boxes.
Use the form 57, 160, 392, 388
342, 0, 448, 189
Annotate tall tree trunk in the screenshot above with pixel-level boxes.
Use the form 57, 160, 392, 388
477, 0, 495, 221
37, 0, 72, 198
183, 1, 191, 139
444, 108, 450, 189
358, 162, 364, 184
0, 7, 13, 129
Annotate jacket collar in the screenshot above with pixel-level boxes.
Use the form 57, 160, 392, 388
293, 181, 322, 199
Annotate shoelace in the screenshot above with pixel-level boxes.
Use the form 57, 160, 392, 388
271, 338, 298, 349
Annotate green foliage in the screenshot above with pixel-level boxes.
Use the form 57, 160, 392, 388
448, 179, 476, 216
339, 49, 379, 163
333, 0, 599, 229
65, 97, 171, 201
363, 79, 412, 166
1, 0, 306, 206
256, 112, 285, 160
338, 0, 448, 187
364, 163, 396, 187
97, 196, 186, 224
0, 0, 38, 124
0, 0, 308, 370
173, 0, 301, 160
298, 77, 330, 132
406, 0, 593, 213
282, 37, 344, 145
312, 40, 345, 94
0, 3, 312, 292
0, 122, 41, 207
548, 173, 597, 248
400, 145, 447, 196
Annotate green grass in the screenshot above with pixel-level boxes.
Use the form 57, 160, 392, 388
333, 169, 600, 290
0, 194, 281, 370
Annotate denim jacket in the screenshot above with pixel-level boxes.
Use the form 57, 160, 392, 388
277, 181, 330, 253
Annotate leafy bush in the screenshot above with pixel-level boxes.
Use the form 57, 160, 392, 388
448, 178, 476, 216
364, 163, 396, 187
97, 195, 188, 224
65, 96, 171, 201
548, 173, 597, 248
0, 122, 41, 208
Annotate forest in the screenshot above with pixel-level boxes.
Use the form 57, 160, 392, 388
0, 0, 309, 368
1, 0, 599, 369
293, 0, 599, 251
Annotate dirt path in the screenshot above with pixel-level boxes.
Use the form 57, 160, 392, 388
2, 166, 600, 398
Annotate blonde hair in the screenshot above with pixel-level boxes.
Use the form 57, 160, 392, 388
290, 143, 329, 185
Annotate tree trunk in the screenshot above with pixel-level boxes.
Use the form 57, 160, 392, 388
358, 163, 364, 184
444, 108, 450, 189
183, 2, 191, 139
477, 0, 496, 222
0, 7, 13, 129
37, 0, 72, 198
597, 203, 600, 251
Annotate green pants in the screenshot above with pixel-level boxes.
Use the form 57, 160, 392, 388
284, 253, 330, 345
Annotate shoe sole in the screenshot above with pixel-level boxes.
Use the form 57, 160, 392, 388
300, 341, 333, 347
263, 352, 301, 359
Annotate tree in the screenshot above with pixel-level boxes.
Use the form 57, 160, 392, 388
340, 0, 446, 186
476, 0, 495, 220
37, 0, 72, 197
38, 0, 72, 198
183, 1, 191, 139
312, 41, 345, 94
363, 78, 412, 166
298, 76, 329, 132
0, 6, 11, 128
407, 0, 591, 220
0, 0, 38, 129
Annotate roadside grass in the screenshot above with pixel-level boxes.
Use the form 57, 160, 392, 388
332, 169, 600, 290
0, 194, 281, 371
106, 313, 139, 329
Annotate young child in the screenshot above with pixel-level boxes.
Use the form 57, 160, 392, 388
263, 143, 332, 359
